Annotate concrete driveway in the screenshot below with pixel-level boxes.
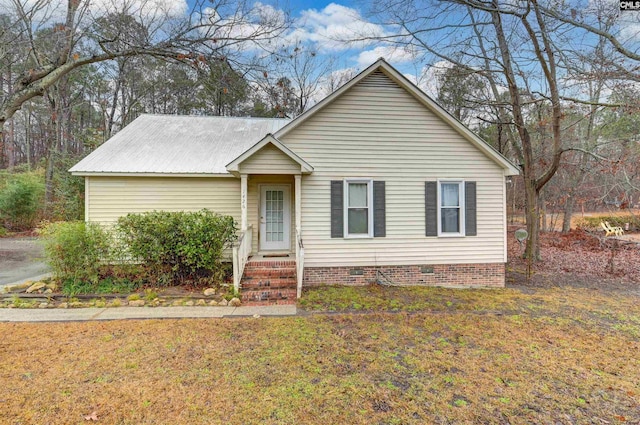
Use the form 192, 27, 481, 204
0, 237, 50, 287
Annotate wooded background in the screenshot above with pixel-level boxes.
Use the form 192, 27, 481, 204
1, 0, 639, 260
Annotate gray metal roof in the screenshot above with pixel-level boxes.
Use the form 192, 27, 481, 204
70, 114, 290, 175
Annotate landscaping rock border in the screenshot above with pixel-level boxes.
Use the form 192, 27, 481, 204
1, 280, 244, 309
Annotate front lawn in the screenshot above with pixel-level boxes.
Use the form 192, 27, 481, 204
1, 285, 639, 424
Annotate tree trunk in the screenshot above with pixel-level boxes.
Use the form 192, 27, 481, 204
524, 177, 541, 261
44, 149, 56, 213
511, 177, 517, 225
7, 117, 15, 169
562, 195, 574, 233
490, 3, 545, 262
25, 107, 31, 171
539, 189, 547, 232
107, 72, 122, 138
0, 127, 5, 167
44, 90, 61, 211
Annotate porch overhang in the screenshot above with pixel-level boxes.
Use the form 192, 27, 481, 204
225, 134, 314, 176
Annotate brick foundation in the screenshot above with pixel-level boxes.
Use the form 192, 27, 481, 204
303, 263, 505, 288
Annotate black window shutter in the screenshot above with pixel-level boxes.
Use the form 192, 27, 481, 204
465, 181, 477, 236
425, 181, 437, 236
330, 181, 344, 238
373, 181, 386, 237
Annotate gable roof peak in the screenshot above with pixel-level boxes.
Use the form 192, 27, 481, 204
274, 59, 519, 176
226, 134, 313, 175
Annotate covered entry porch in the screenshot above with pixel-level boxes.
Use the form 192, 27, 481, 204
226, 135, 313, 300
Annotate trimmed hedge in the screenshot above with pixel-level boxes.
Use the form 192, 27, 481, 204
42, 210, 237, 293
116, 210, 237, 284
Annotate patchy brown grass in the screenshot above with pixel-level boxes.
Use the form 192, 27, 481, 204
2, 285, 640, 424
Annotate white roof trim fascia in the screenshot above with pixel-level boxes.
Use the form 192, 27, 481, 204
226, 134, 314, 174
275, 58, 520, 177
71, 172, 235, 178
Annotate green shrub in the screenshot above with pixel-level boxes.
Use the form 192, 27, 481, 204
40, 221, 111, 286
0, 172, 45, 230
116, 210, 237, 284
575, 214, 640, 231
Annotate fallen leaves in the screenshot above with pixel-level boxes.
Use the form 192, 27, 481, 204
508, 228, 640, 284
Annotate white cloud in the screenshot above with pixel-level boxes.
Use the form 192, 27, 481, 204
354, 45, 417, 68
288, 3, 389, 52
402, 72, 418, 88
585, 0, 640, 42
619, 20, 640, 43
317, 66, 357, 98
1, 0, 188, 25
415, 60, 454, 98
201, 2, 286, 46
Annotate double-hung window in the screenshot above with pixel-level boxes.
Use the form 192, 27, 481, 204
344, 179, 373, 237
438, 181, 465, 236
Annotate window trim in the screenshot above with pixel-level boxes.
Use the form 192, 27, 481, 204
343, 178, 374, 238
437, 179, 466, 237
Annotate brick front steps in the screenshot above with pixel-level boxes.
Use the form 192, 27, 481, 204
240, 259, 297, 305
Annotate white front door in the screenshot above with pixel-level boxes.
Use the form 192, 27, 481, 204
260, 185, 291, 251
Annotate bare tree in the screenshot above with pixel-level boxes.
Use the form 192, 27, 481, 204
364, 0, 626, 260
0, 0, 289, 132
435, 62, 489, 124
253, 41, 334, 117
0, 0, 288, 206
323, 67, 356, 95
279, 42, 333, 115
538, 0, 640, 70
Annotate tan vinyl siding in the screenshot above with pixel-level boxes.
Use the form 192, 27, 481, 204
246, 175, 295, 252
281, 70, 507, 267
86, 176, 240, 224
238, 144, 301, 174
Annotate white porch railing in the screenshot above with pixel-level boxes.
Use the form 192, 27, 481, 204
296, 229, 304, 298
233, 225, 253, 294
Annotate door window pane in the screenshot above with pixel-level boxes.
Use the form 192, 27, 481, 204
265, 189, 285, 243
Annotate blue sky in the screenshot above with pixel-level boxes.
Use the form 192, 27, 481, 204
252, 1, 426, 86
278, 0, 412, 68
195, 0, 422, 76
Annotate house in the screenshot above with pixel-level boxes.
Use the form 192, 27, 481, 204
70, 59, 520, 302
